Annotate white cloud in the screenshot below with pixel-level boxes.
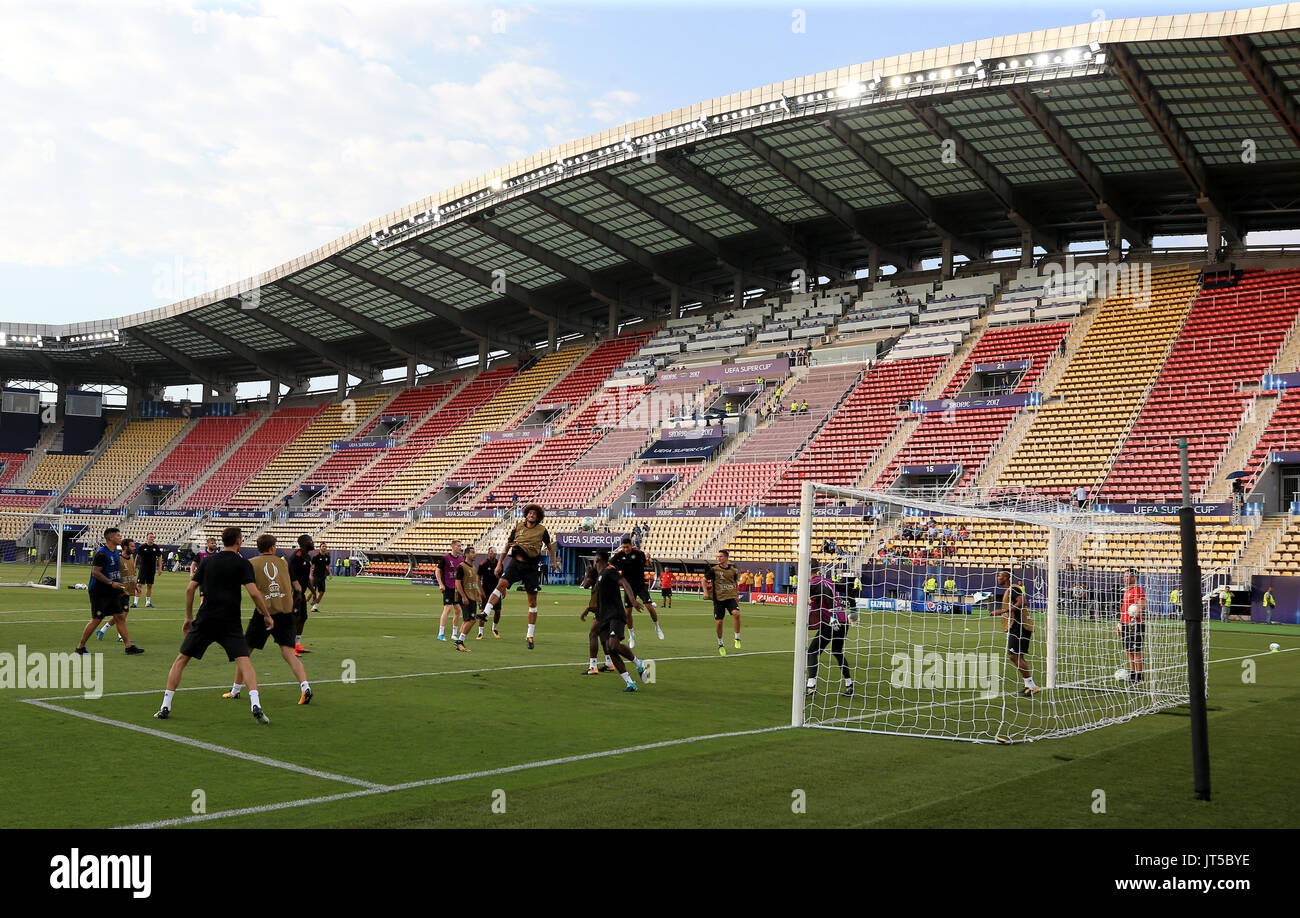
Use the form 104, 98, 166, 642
0, 0, 635, 318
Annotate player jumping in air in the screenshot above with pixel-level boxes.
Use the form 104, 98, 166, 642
611, 537, 665, 647
482, 504, 560, 649
435, 539, 466, 642
704, 549, 742, 655
582, 550, 649, 692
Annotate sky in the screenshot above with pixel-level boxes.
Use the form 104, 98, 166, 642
0, 0, 1281, 328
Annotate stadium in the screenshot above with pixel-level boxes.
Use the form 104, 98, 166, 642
2, 2, 1298, 851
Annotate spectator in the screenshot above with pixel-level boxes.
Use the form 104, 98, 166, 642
944, 575, 957, 593
924, 574, 938, 595
1263, 586, 1277, 625
942, 524, 953, 539
1073, 485, 1087, 510
800, 400, 809, 414
957, 525, 969, 540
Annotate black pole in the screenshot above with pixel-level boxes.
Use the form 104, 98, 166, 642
1178, 438, 1211, 801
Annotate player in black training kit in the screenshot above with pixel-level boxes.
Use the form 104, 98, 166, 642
310, 542, 330, 612
581, 550, 648, 692
478, 548, 502, 638
155, 527, 275, 724
610, 537, 665, 647
134, 533, 162, 608
289, 534, 314, 655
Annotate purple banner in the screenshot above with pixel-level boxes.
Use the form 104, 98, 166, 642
341, 511, 409, 519
60, 508, 121, 515
637, 507, 732, 518
144, 484, 176, 491
212, 511, 270, 519
332, 437, 394, 450
0, 488, 55, 496
722, 384, 761, 395
1096, 502, 1261, 515
900, 463, 962, 477
380, 415, 409, 424
1249, 575, 1300, 625
659, 427, 726, 441
641, 437, 724, 460
134, 509, 201, 517
546, 508, 601, 518
972, 359, 1032, 374
636, 473, 679, 483
443, 480, 477, 489
757, 505, 876, 518
533, 403, 569, 412
656, 358, 789, 385
1261, 373, 1300, 392
911, 393, 1040, 413
481, 427, 552, 442
557, 532, 629, 549
1270, 451, 1300, 464
430, 509, 499, 519
287, 511, 326, 518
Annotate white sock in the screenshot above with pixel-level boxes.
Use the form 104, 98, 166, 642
807, 678, 816, 689
249, 690, 260, 709
230, 682, 243, 695
300, 681, 310, 692
589, 657, 598, 668
604, 655, 614, 667
437, 626, 445, 637
162, 689, 174, 709
526, 622, 536, 638
477, 626, 484, 636
718, 638, 724, 646
1024, 677, 1037, 689
621, 672, 633, 684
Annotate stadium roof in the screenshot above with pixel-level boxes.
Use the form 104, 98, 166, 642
4, 3, 1300, 391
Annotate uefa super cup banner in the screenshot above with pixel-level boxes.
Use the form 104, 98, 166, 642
557, 532, 629, 549
135, 509, 201, 517
331, 437, 394, 450
758, 505, 875, 518
655, 358, 789, 385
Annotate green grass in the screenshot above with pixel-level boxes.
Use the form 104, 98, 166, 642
1, 565, 1296, 828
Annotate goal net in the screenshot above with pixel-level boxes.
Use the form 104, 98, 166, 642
792, 483, 1213, 744
0, 512, 64, 589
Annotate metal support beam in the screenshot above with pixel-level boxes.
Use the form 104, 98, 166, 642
404, 241, 598, 338
1222, 35, 1300, 152
123, 328, 229, 391
1107, 43, 1240, 243
1004, 85, 1148, 248
324, 256, 531, 357
274, 277, 448, 371
820, 117, 982, 260
174, 314, 301, 385
470, 217, 622, 309
231, 300, 381, 379
731, 132, 911, 265
655, 151, 819, 266
905, 100, 1063, 254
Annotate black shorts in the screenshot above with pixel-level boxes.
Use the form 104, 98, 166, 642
137, 568, 156, 586
312, 577, 327, 595
245, 612, 297, 651
442, 587, 459, 606
624, 584, 653, 607
293, 590, 309, 623
661, 587, 672, 599
713, 598, 740, 620
502, 557, 541, 594
89, 591, 122, 620
461, 600, 483, 624
1007, 624, 1033, 656
596, 612, 626, 642
1121, 621, 1146, 653
180, 617, 250, 662
481, 578, 499, 602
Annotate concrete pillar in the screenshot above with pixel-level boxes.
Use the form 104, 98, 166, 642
268, 378, 280, 410
1020, 229, 1035, 269
607, 301, 619, 338
670, 284, 681, 320
55, 380, 68, 425
406, 357, 417, 387
336, 374, 348, 399
867, 246, 880, 291
733, 271, 744, 310
478, 339, 489, 372
1206, 213, 1222, 261
547, 318, 558, 352
940, 237, 954, 280
1107, 220, 1122, 263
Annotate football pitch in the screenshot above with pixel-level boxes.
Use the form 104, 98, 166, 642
1, 567, 1296, 829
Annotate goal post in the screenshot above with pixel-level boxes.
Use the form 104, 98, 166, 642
792, 482, 1211, 744
0, 511, 65, 590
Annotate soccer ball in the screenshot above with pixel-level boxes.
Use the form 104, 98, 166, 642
581, 516, 593, 531
1113, 668, 1128, 681
1269, 643, 1280, 653
1127, 603, 1140, 615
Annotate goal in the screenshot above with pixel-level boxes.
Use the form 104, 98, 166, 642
0, 511, 65, 589
791, 482, 1212, 744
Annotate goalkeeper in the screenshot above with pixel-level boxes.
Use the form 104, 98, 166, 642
805, 559, 853, 697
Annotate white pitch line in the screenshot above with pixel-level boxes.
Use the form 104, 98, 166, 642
22, 699, 381, 788
116, 724, 793, 829
23, 649, 788, 702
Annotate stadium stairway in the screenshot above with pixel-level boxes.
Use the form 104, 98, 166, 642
104, 419, 196, 508
63, 417, 191, 508
914, 314, 989, 399
165, 412, 270, 508
9, 423, 63, 488
1231, 513, 1289, 582
1201, 394, 1282, 502
855, 417, 920, 491
33, 415, 128, 502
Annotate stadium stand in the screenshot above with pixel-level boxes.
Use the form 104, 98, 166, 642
25, 416, 126, 494
630, 514, 732, 559
1100, 269, 1300, 501
997, 267, 1199, 497
63, 417, 187, 507
763, 356, 945, 503
120, 514, 202, 547
1243, 389, 1300, 492
229, 395, 386, 507
385, 516, 499, 554
316, 515, 409, 551
0, 453, 29, 487
179, 404, 323, 509
482, 431, 602, 508
875, 322, 1072, 491
128, 416, 256, 506
723, 514, 877, 564
1078, 517, 1251, 572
